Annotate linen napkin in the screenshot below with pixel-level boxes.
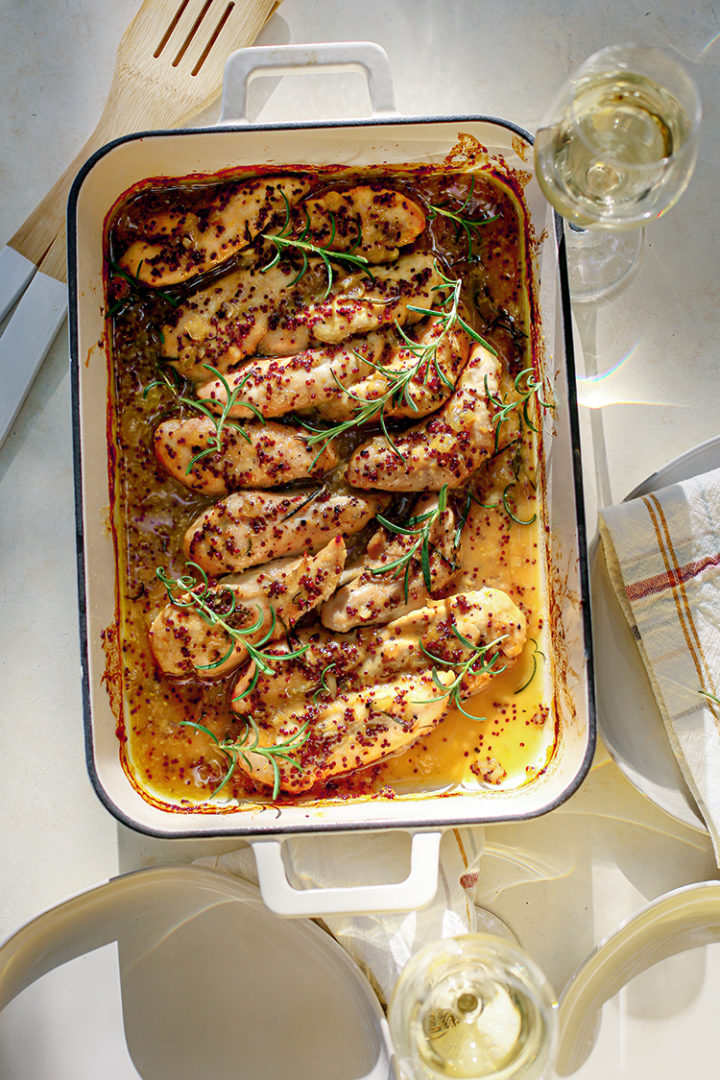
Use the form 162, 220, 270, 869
599, 465, 720, 861
197, 828, 490, 1003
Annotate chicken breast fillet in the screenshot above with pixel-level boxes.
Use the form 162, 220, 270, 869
298, 186, 426, 263
160, 263, 310, 381
346, 342, 501, 491
154, 416, 337, 496
260, 253, 443, 355
228, 587, 526, 792
161, 254, 441, 380
118, 177, 310, 287
194, 317, 469, 424
195, 331, 393, 420
321, 493, 459, 631
236, 587, 526, 706
149, 536, 346, 678
230, 670, 454, 794
184, 487, 389, 575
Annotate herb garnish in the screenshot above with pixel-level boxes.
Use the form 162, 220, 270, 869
302, 264, 497, 458
513, 638, 544, 695
427, 178, 499, 261
500, 482, 537, 526
415, 627, 507, 719
261, 194, 372, 299
456, 467, 537, 530
406, 263, 497, 359
371, 485, 454, 602
278, 486, 326, 524
156, 563, 309, 677
179, 717, 310, 800
176, 364, 265, 473
143, 360, 185, 398
106, 259, 179, 317
486, 366, 554, 453
312, 662, 337, 705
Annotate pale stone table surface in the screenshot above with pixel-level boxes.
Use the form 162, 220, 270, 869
1, 0, 719, 1017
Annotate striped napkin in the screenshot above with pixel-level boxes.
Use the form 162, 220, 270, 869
197, 829, 485, 1002
599, 466, 720, 861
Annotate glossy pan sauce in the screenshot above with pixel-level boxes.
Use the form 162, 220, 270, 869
103, 163, 555, 810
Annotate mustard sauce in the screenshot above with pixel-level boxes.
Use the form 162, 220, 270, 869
105, 164, 554, 809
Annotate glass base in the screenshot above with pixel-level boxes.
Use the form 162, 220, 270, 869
474, 908, 519, 945
389, 934, 558, 1080
563, 226, 644, 303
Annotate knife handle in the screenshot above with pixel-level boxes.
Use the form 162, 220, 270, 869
0, 271, 67, 448
0, 247, 38, 325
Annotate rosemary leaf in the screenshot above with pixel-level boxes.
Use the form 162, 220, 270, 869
179, 716, 311, 801
513, 639, 544, 695
304, 263, 476, 457
427, 177, 500, 261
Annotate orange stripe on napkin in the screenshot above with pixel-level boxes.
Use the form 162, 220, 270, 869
452, 829, 475, 926
453, 828, 470, 870
643, 494, 720, 724
626, 550, 720, 601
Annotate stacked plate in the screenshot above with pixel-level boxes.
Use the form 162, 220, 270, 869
557, 882, 720, 1077
0, 866, 394, 1080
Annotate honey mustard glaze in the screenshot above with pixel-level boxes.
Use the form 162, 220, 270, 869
104, 161, 555, 810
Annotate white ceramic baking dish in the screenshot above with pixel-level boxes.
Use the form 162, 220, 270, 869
68, 43, 595, 916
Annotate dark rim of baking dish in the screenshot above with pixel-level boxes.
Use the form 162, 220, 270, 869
67, 115, 596, 838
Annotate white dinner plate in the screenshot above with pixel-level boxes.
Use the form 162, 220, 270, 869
0, 865, 394, 1080
557, 881, 720, 1077
592, 435, 720, 832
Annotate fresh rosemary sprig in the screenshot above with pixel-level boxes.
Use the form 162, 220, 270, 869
303, 264, 496, 458
486, 366, 554, 453
453, 490, 473, 550
156, 562, 309, 676
407, 263, 498, 358
427, 178, 499, 261
513, 638, 544, 695
500, 481, 537, 526
456, 466, 537, 530
179, 716, 310, 800
370, 485, 454, 602
177, 363, 266, 473
415, 626, 507, 720
106, 259, 179, 317
301, 356, 420, 461
143, 360, 185, 398
261, 195, 371, 300
312, 662, 337, 705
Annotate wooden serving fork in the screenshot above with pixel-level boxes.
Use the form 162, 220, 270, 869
0, 0, 280, 447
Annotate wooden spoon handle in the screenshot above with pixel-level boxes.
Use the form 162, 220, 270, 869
6, 0, 283, 278
6, 129, 109, 272
6, 61, 198, 277
7, 80, 157, 282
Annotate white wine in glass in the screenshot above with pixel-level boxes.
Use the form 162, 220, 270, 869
388, 934, 558, 1080
534, 44, 701, 299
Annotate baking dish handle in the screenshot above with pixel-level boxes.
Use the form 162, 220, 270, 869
250, 830, 442, 917
219, 41, 398, 124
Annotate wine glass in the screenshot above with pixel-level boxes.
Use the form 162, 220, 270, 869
388, 933, 558, 1080
534, 44, 701, 301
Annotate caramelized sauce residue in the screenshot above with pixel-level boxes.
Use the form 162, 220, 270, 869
103, 162, 557, 810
